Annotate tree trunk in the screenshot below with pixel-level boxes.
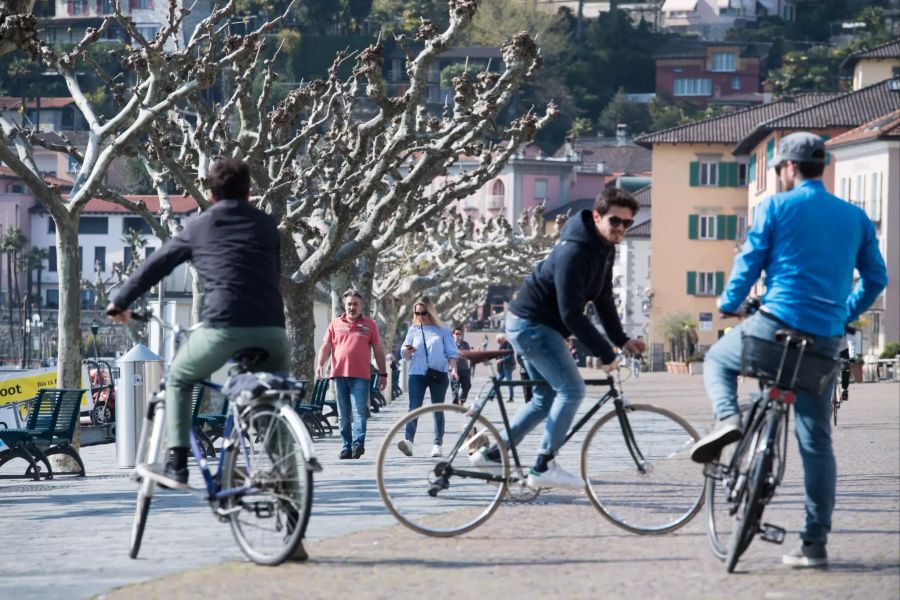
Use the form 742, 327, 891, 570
190, 264, 203, 325
55, 218, 83, 462
356, 249, 377, 316
282, 280, 316, 379
6, 254, 16, 363
329, 268, 352, 318
576, 0, 585, 42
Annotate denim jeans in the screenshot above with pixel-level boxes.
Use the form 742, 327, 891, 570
334, 376, 370, 451
704, 312, 841, 544
504, 313, 586, 458
497, 363, 515, 400
405, 374, 449, 445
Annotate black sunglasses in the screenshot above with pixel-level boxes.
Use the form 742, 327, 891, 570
774, 162, 785, 176
414, 311, 428, 316
608, 216, 634, 229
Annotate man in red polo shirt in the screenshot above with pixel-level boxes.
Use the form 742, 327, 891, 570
316, 289, 388, 459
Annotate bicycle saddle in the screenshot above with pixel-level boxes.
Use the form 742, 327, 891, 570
231, 348, 270, 366
774, 329, 815, 347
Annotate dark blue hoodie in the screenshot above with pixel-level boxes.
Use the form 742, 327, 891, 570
508, 209, 628, 364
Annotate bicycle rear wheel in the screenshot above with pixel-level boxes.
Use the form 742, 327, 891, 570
130, 399, 165, 559
725, 413, 780, 573
581, 403, 704, 534
376, 404, 509, 537
832, 385, 840, 426
222, 404, 313, 565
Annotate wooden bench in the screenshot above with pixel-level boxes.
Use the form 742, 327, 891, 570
0, 389, 87, 480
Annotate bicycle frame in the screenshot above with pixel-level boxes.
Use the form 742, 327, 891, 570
437, 375, 636, 485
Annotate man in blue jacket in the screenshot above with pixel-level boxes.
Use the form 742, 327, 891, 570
690, 132, 888, 568
472, 188, 645, 489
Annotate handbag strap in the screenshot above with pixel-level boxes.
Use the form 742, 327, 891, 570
419, 324, 430, 363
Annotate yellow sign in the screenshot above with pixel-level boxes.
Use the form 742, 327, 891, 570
0, 367, 92, 409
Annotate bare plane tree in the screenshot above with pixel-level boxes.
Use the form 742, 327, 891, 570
373, 205, 565, 354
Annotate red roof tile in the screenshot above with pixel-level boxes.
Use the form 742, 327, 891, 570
0, 166, 74, 188
0, 97, 76, 109
826, 109, 900, 148
80, 195, 199, 214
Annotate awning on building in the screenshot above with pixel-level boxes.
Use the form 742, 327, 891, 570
662, 0, 699, 11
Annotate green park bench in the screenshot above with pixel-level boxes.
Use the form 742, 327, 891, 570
0, 388, 87, 480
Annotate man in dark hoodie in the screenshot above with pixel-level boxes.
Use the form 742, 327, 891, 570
471, 188, 645, 488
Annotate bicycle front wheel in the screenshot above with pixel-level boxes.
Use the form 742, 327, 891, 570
222, 404, 313, 565
581, 404, 704, 534
376, 404, 509, 537
832, 385, 840, 426
706, 443, 739, 561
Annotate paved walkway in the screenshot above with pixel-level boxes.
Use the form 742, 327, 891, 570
1, 373, 897, 599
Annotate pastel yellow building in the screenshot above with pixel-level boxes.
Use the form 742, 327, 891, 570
636, 95, 843, 362
841, 38, 900, 92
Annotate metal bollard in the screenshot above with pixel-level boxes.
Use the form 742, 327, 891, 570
115, 344, 163, 468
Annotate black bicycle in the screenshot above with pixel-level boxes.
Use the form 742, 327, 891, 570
377, 350, 704, 537
705, 315, 839, 572
832, 326, 857, 426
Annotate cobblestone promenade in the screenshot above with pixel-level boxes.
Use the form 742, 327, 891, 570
1, 373, 897, 599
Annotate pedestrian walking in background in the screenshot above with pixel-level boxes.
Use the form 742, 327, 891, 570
398, 296, 459, 458
316, 289, 387, 460
496, 333, 516, 402
451, 326, 472, 404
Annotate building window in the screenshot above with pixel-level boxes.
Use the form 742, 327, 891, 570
46, 289, 59, 309
736, 215, 747, 244
80, 289, 95, 309
674, 78, 712, 97
135, 25, 159, 40
783, 4, 795, 20
79, 216, 108, 234
94, 246, 106, 272
67, 0, 88, 15
8, 183, 25, 194
699, 215, 717, 240
711, 52, 737, 72
737, 162, 748, 186
699, 161, 718, 186
487, 179, 505, 210
123, 216, 154, 235
732, 77, 741, 91
697, 272, 716, 295
67, 156, 79, 173
868, 172, 882, 222
124, 247, 134, 270
893, 66, 900, 79
534, 178, 548, 201
48, 246, 57, 272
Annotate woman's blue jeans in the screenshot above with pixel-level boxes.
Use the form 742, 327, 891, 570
405, 374, 449, 445
704, 312, 841, 544
334, 376, 370, 451
504, 313, 586, 458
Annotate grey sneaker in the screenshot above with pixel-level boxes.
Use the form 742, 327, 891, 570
783, 541, 828, 568
690, 414, 742, 464
397, 439, 413, 457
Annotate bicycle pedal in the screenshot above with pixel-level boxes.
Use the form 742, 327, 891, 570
759, 522, 786, 544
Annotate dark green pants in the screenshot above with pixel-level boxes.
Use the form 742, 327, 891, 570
166, 326, 290, 448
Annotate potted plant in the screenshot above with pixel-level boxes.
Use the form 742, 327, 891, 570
661, 312, 699, 375
686, 351, 706, 375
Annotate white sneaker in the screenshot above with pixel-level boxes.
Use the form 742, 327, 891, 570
431, 444, 442, 457
468, 447, 503, 471
398, 439, 413, 457
526, 461, 584, 490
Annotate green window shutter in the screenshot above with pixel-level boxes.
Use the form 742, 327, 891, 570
820, 135, 831, 165
727, 162, 738, 186
718, 162, 728, 187
689, 161, 699, 186
766, 139, 775, 164
716, 215, 727, 240
715, 271, 725, 295
688, 214, 699, 239
687, 271, 697, 295
726, 215, 738, 240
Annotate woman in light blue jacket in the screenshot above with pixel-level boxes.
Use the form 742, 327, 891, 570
398, 296, 459, 458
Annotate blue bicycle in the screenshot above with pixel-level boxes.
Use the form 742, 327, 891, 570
127, 313, 321, 565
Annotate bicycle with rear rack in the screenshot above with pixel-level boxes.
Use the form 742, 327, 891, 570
376, 350, 704, 537
704, 301, 840, 573
121, 310, 321, 565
